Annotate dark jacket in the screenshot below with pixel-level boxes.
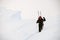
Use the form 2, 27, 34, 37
36, 16, 46, 32
37, 17, 46, 24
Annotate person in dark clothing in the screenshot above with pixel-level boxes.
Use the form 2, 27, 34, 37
36, 16, 46, 32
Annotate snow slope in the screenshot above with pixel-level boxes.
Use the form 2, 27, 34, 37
0, 8, 59, 40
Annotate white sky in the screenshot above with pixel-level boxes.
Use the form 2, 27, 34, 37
0, 0, 59, 19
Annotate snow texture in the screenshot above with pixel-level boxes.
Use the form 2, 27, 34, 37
0, 7, 60, 40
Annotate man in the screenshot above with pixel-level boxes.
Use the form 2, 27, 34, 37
36, 16, 46, 32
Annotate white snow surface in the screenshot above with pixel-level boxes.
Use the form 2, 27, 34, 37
0, 7, 60, 40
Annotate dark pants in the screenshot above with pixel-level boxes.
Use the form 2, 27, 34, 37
39, 23, 43, 32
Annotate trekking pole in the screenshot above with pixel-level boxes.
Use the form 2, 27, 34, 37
40, 11, 41, 16
38, 10, 42, 17
38, 10, 39, 17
